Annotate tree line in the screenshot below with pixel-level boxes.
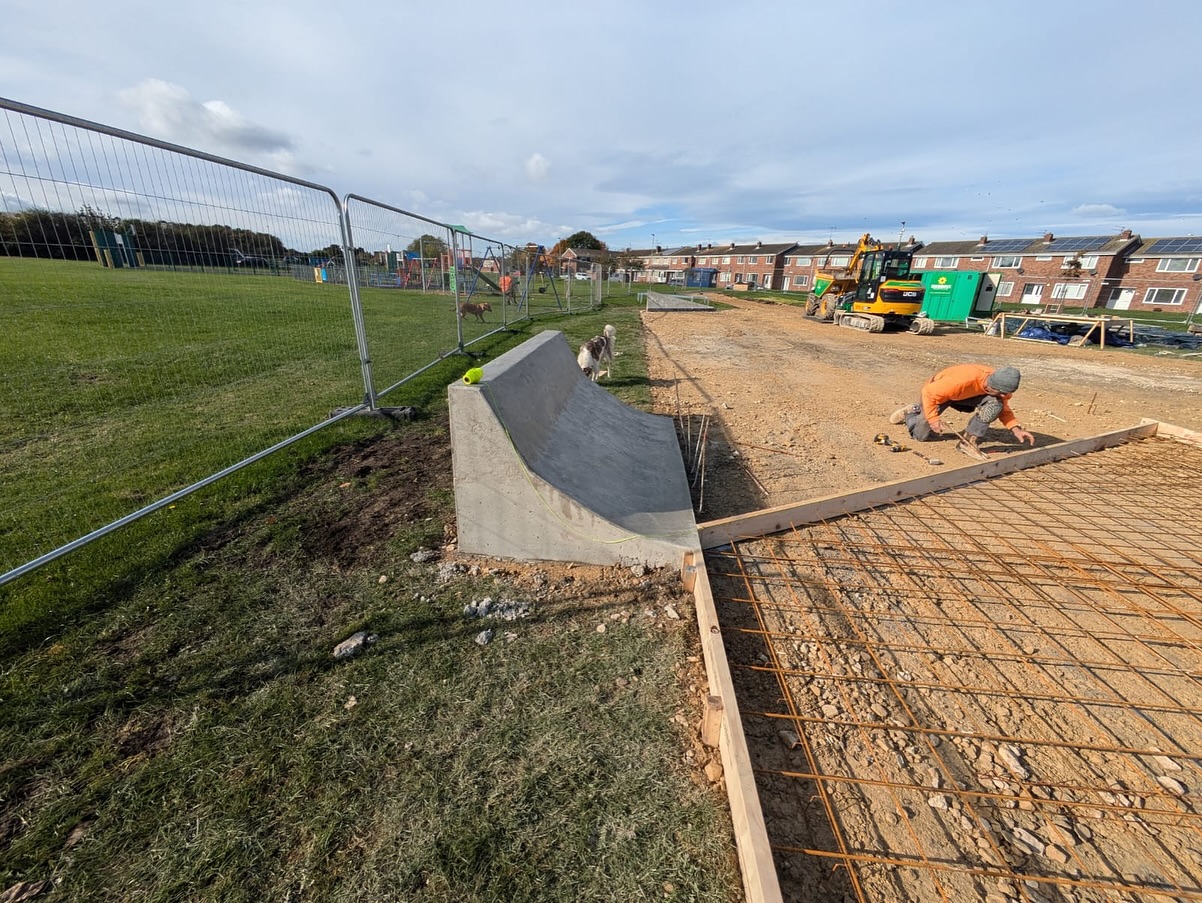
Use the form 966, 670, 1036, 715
0, 206, 320, 266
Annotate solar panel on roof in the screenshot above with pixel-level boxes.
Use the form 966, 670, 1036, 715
980, 239, 1031, 253
1042, 236, 1113, 252
1146, 237, 1202, 254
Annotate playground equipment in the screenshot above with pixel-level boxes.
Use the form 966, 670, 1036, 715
511, 245, 563, 312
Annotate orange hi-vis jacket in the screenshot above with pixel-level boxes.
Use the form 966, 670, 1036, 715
921, 364, 1019, 429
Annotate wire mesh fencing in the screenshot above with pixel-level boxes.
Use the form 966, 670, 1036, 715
0, 97, 562, 585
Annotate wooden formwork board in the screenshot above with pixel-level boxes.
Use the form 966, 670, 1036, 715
687, 423, 1202, 902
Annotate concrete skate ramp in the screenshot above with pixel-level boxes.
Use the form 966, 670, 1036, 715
448, 330, 700, 567
646, 291, 714, 311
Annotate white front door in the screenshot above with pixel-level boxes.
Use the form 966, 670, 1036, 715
1107, 288, 1134, 310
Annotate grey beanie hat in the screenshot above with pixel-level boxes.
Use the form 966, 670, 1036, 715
986, 366, 1021, 394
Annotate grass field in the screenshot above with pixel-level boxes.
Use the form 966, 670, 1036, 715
0, 259, 636, 639
1, 261, 742, 900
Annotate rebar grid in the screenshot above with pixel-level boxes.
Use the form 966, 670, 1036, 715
706, 438, 1202, 902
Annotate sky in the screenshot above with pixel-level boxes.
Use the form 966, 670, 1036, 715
4, 0, 1202, 252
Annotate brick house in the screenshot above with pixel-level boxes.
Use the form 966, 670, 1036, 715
1107, 237, 1202, 315
912, 231, 1141, 312
641, 246, 670, 283
693, 240, 797, 289
560, 246, 604, 276
608, 247, 654, 282
781, 244, 830, 294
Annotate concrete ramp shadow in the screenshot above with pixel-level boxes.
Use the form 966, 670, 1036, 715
448, 330, 700, 567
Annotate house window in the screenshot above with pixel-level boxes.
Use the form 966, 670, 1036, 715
722, 256, 730, 264
1157, 257, 1200, 273
1035, 256, 1053, 262
1143, 287, 1187, 305
795, 256, 811, 266
830, 255, 850, 267
971, 256, 985, 261
794, 274, 810, 288
764, 255, 773, 264
748, 256, 758, 264
1051, 283, 1088, 300
913, 257, 929, 268
934, 257, 959, 268
736, 256, 745, 264
997, 281, 1014, 297
735, 273, 743, 283
1021, 284, 1045, 304
993, 255, 1021, 268
1065, 255, 1099, 269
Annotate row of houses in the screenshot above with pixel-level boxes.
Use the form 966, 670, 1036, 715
567, 230, 1202, 316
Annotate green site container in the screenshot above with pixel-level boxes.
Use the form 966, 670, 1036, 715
919, 270, 996, 322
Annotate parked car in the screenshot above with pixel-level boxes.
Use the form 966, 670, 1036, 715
573, 272, 592, 281
231, 250, 271, 268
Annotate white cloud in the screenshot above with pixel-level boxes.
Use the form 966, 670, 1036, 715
525, 153, 550, 183
116, 79, 297, 171
1072, 203, 1124, 218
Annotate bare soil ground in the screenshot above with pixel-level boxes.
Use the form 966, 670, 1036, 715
640, 296, 1202, 520
640, 296, 1202, 902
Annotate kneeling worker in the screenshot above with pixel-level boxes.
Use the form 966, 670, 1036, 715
889, 364, 1035, 451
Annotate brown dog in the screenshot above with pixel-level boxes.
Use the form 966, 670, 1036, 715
458, 301, 492, 322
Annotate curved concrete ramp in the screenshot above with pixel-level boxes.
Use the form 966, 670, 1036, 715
448, 330, 699, 567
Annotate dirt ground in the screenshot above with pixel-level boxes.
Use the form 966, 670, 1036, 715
638, 296, 1202, 902
639, 296, 1202, 520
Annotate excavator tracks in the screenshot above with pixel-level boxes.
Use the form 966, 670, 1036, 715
833, 312, 886, 332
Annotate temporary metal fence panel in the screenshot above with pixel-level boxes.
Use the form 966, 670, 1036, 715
342, 199, 462, 397
0, 96, 600, 587
0, 98, 360, 582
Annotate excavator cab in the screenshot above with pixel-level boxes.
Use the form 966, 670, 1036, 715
853, 251, 914, 301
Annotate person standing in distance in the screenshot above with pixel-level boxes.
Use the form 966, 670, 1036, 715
889, 364, 1036, 451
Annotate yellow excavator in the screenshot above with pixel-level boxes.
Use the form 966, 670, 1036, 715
804, 233, 933, 334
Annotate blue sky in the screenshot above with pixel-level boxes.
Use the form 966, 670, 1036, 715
4, 0, 1202, 251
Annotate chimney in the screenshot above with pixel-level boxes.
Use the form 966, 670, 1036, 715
1120, 228, 1132, 240
908, 235, 917, 247
827, 239, 834, 248
655, 245, 662, 253
1044, 232, 1054, 242
755, 240, 762, 249
729, 241, 736, 250
706, 243, 712, 250
979, 235, 989, 245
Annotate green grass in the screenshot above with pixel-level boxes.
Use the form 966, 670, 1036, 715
0, 259, 651, 653
0, 259, 645, 578
1, 261, 739, 899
